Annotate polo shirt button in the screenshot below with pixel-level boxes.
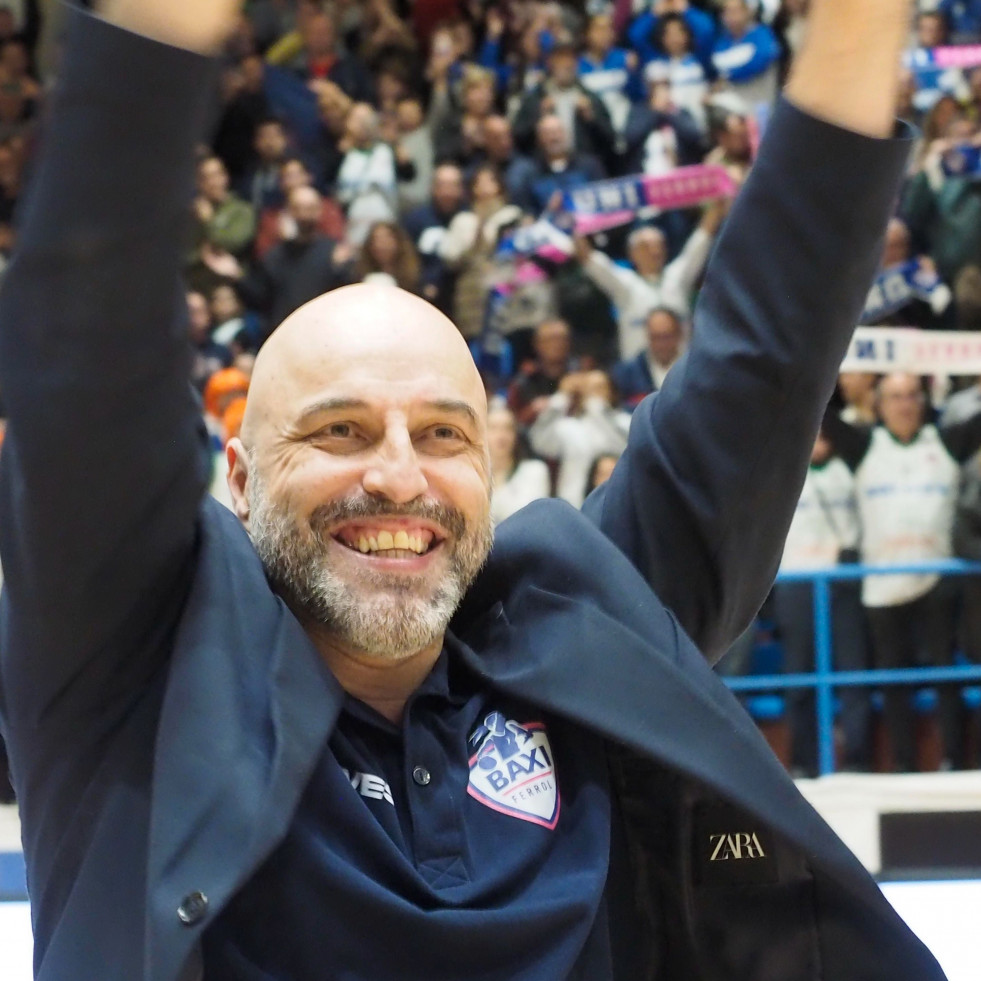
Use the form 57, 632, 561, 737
177, 891, 209, 926
412, 765, 432, 786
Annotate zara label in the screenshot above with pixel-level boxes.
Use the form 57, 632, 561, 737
467, 711, 560, 829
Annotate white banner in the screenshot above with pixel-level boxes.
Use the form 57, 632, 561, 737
839, 327, 981, 374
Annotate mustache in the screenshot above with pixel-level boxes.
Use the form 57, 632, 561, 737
309, 494, 468, 540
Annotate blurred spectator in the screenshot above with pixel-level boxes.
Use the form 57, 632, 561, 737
909, 92, 961, 173
826, 372, 981, 770
529, 368, 630, 508
513, 113, 606, 214
908, 9, 969, 115
939, 0, 981, 43
860, 217, 953, 328
512, 39, 616, 167
308, 76, 356, 187
704, 109, 754, 182
280, 8, 374, 103
628, 0, 717, 71
508, 317, 575, 426
0, 134, 22, 223
439, 164, 523, 340
403, 163, 466, 310
335, 102, 399, 246
711, 0, 781, 114
468, 114, 537, 204
254, 156, 347, 259
610, 306, 685, 409
578, 11, 640, 137
356, 220, 422, 292
487, 401, 551, 524
210, 283, 263, 353
357, 0, 417, 65
187, 290, 233, 393
241, 117, 291, 212
585, 451, 621, 496
574, 199, 724, 359
431, 64, 499, 167
231, 185, 353, 330
622, 74, 705, 176
642, 12, 710, 133
395, 97, 436, 212
903, 112, 981, 284
214, 54, 272, 185
837, 371, 878, 427
954, 263, 981, 330
188, 155, 257, 293
772, 430, 869, 776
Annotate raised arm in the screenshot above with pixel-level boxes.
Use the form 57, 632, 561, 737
582, 0, 912, 659
0, 4, 239, 747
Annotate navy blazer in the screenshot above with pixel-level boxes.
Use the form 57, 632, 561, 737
0, 11, 946, 981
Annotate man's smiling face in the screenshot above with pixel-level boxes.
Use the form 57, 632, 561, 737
228, 284, 493, 662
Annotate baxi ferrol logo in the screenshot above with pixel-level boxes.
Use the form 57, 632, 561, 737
693, 802, 779, 886
467, 711, 560, 829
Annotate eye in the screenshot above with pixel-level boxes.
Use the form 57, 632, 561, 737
419, 424, 467, 451
324, 422, 354, 438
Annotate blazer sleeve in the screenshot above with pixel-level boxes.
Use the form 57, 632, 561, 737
582, 98, 911, 660
0, 13, 216, 733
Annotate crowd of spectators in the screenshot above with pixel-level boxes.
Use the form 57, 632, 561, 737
4, 0, 981, 801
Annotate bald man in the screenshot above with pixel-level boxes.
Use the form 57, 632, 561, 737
0, 2, 949, 981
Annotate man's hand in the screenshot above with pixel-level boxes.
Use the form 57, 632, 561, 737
785, 0, 913, 138
99, 0, 244, 53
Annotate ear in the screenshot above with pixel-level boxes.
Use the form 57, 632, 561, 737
226, 437, 252, 528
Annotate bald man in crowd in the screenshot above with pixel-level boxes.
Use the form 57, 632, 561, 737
0, 1, 949, 980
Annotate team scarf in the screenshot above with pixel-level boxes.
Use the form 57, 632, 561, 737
905, 44, 981, 71
561, 165, 737, 235
860, 261, 951, 324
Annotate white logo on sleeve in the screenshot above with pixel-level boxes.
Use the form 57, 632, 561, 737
467, 712, 560, 829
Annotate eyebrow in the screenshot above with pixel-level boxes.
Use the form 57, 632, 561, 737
295, 397, 482, 430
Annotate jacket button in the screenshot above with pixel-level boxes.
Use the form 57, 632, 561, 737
177, 891, 209, 926
412, 765, 432, 786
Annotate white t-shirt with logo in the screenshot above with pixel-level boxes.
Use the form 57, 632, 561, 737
855, 424, 960, 607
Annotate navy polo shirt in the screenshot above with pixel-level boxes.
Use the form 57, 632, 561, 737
202, 636, 645, 978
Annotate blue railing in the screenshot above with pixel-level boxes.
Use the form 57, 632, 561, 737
724, 559, 981, 776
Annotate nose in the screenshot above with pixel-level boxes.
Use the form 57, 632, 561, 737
362, 427, 429, 504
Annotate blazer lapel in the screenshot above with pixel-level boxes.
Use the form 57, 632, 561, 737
146, 503, 343, 981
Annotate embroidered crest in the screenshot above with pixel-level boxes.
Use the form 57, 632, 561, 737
467, 712, 560, 829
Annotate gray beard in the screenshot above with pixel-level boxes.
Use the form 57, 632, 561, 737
248, 464, 493, 661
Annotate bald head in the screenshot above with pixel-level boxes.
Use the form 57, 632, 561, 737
241, 283, 486, 459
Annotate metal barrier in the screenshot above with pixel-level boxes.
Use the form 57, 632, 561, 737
724, 559, 981, 776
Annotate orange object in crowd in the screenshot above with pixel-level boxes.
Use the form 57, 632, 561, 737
204, 367, 250, 420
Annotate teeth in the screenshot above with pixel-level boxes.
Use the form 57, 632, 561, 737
343, 529, 432, 555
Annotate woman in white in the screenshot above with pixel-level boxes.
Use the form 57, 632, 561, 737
529, 370, 630, 509
488, 401, 551, 525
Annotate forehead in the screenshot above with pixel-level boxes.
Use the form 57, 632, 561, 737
881, 373, 919, 395
252, 289, 486, 435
